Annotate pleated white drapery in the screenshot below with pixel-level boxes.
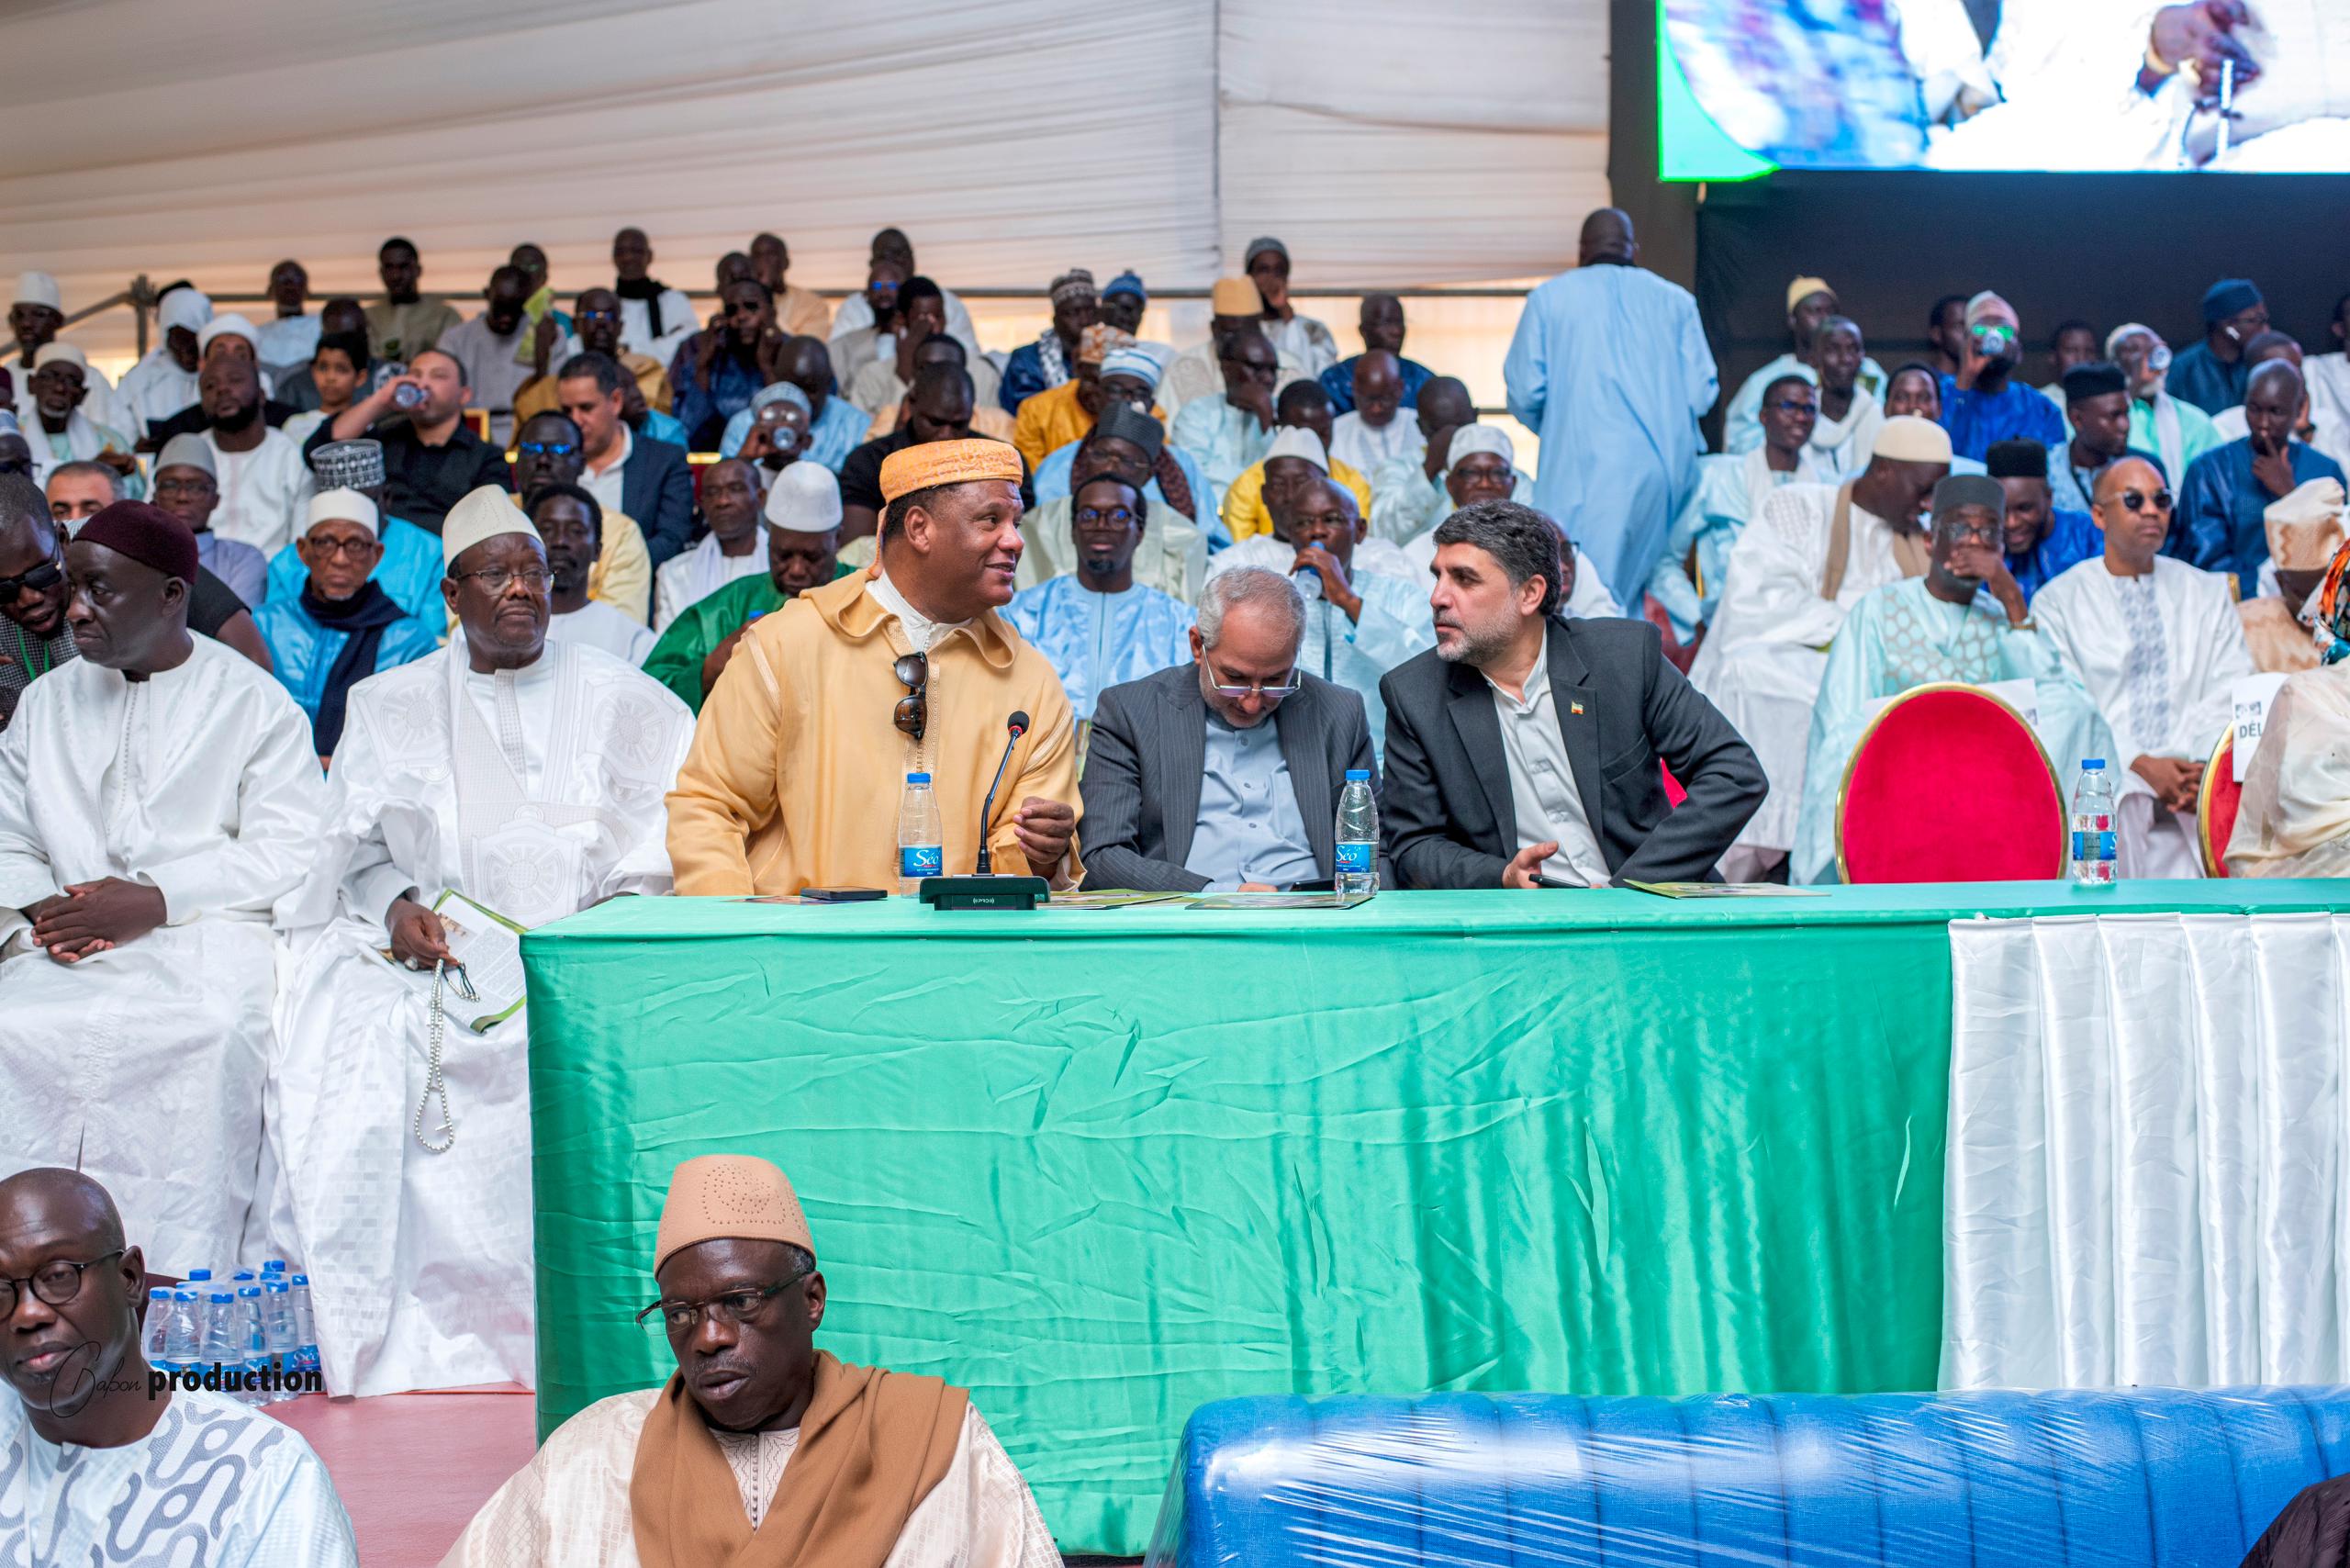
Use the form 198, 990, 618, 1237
1942, 912, 2350, 1391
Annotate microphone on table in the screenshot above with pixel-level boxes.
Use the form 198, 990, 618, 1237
921, 710, 1050, 910
974, 711, 1029, 876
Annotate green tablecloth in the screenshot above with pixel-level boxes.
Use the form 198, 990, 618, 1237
523, 880, 2348, 1556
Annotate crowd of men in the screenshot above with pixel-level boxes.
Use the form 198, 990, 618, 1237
7, 208, 2350, 1560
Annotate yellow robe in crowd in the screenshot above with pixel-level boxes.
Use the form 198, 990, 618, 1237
666, 568, 1080, 893
1220, 454, 1374, 542
1009, 382, 1169, 471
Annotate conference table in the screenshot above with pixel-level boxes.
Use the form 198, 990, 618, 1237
521, 879, 2350, 1558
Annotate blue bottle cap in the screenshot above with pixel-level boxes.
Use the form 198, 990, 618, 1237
209, 1292, 232, 1303
264, 1280, 288, 1293
1345, 769, 1370, 780
907, 771, 931, 784
173, 1288, 197, 1301
231, 1270, 255, 1282
262, 1260, 286, 1271
290, 1274, 308, 1286
186, 1269, 211, 1281
238, 1285, 261, 1297
2082, 758, 2106, 770
148, 1286, 171, 1300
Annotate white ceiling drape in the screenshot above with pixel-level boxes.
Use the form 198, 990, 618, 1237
0, 0, 1606, 361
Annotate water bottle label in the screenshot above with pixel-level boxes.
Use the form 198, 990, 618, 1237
2072, 830, 2116, 861
899, 845, 942, 879
1335, 842, 1373, 876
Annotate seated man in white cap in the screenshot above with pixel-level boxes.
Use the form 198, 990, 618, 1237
2036, 457, 2255, 876
193, 350, 314, 555
7, 271, 121, 431
1651, 368, 1821, 643
18, 343, 140, 496
252, 487, 442, 761
1395, 426, 1621, 621
2241, 478, 2348, 674
0, 491, 322, 1277
1218, 415, 1373, 548
1013, 408, 1206, 604
1689, 415, 1953, 879
1030, 346, 1206, 517
269, 486, 693, 1396
1792, 475, 2111, 884
441, 1152, 1059, 1567
654, 457, 767, 632
151, 432, 269, 605
643, 463, 848, 712
142, 315, 303, 450
531, 482, 655, 663
115, 286, 210, 445
264, 436, 446, 623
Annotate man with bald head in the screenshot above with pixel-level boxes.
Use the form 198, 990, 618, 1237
272, 486, 692, 1394
607, 225, 697, 367
2210, 331, 2344, 465
749, 230, 833, 338
1328, 349, 1420, 475
2174, 359, 2348, 583
0, 494, 321, 1274
1318, 293, 1434, 415
776, 333, 876, 473
0, 1168, 358, 1562
442, 1154, 1057, 1565
2036, 456, 2255, 876
1793, 474, 2112, 883
1505, 207, 1717, 609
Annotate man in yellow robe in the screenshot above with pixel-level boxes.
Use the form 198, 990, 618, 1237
667, 439, 1080, 893
1010, 324, 1166, 471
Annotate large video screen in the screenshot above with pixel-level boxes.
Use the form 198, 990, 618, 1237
1660, 2, 2350, 178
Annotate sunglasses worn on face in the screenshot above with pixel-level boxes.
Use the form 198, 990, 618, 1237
893, 652, 927, 741
2120, 488, 2174, 513
0, 549, 63, 601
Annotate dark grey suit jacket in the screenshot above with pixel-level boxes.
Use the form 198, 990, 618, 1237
1080, 663, 1379, 892
1378, 615, 1765, 889
617, 433, 697, 567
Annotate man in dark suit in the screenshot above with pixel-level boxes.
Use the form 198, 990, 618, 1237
555, 351, 696, 566
1382, 499, 1764, 888
1081, 566, 1380, 891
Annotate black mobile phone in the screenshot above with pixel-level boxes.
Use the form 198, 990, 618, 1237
802, 887, 888, 903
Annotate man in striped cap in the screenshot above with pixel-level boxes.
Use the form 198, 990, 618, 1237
670, 438, 1080, 894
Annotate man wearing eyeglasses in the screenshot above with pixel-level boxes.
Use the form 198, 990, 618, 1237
271, 486, 692, 1395
250, 488, 440, 760
512, 285, 677, 431
444, 1154, 1058, 1566
1792, 475, 2113, 884
1005, 473, 1194, 722
2035, 456, 2256, 877
261, 437, 447, 622
1081, 566, 1379, 892
512, 409, 655, 624
0, 1168, 359, 1564
0, 495, 323, 1278
0, 487, 79, 725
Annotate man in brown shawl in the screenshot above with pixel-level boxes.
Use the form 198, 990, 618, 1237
440, 1154, 1059, 1567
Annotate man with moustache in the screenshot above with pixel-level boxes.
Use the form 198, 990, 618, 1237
270, 486, 692, 1396
196, 353, 314, 554
655, 456, 771, 630
1006, 470, 1194, 722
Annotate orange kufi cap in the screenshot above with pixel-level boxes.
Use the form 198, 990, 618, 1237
878, 437, 1024, 505
655, 1154, 815, 1274
1210, 277, 1260, 315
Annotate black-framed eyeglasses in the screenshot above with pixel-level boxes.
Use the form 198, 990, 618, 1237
635, 1265, 811, 1334
893, 651, 927, 741
515, 441, 577, 458
1074, 507, 1139, 528
305, 534, 377, 560
153, 472, 217, 498
0, 544, 64, 602
576, 308, 621, 324
2119, 488, 2175, 513
1767, 398, 1819, 416
452, 566, 552, 594
0, 1249, 124, 1317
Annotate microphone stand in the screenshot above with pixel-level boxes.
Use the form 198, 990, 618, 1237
920, 713, 1052, 910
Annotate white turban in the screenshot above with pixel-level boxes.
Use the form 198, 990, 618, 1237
198, 314, 260, 354
157, 288, 213, 334
32, 342, 85, 371
764, 462, 844, 535
1264, 425, 1328, 471
12, 272, 61, 312
441, 485, 535, 566
2107, 322, 2163, 359
154, 433, 215, 477
1449, 424, 1515, 470
1869, 415, 1954, 465
308, 488, 380, 540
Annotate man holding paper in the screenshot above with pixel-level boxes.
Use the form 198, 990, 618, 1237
267, 486, 693, 1397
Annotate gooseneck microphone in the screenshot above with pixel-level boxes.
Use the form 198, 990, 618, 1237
974, 711, 1030, 875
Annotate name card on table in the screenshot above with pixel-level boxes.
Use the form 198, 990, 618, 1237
2232, 672, 2290, 782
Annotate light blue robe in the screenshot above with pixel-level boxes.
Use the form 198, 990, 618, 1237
1720, 353, 1886, 455
1032, 436, 1212, 516
1792, 577, 2114, 885
264, 516, 444, 625
1169, 397, 1272, 509
1005, 576, 1195, 722
1505, 263, 1718, 611
1649, 448, 1815, 641
1294, 572, 1436, 766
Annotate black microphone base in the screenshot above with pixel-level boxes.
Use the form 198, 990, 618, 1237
918, 875, 1050, 911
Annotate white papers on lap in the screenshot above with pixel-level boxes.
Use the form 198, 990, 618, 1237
2233, 672, 2292, 782
367, 890, 527, 1031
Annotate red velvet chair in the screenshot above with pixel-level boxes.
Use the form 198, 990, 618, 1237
2198, 726, 2241, 878
1836, 683, 2066, 883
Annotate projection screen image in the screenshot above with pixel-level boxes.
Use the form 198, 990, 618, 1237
1660, 1, 2350, 178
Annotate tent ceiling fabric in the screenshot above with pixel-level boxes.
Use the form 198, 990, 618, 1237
0, 0, 1605, 358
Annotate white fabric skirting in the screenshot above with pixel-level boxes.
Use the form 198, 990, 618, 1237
1942, 911, 2350, 1391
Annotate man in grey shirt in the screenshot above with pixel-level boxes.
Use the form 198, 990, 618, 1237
1080, 566, 1380, 892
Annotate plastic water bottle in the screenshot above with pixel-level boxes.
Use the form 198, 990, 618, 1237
164, 1289, 201, 1371
1335, 768, 1379, 899
237, 1285, 271, 1405
260, 1280, 296, 1402
288, 1274, 320, 1383
2070, 758, 2118, 887
199, 1291, 240, 1383
143, 1287, 175, 1375
1293, 566, 1322, 602
897, 772, 943, 894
